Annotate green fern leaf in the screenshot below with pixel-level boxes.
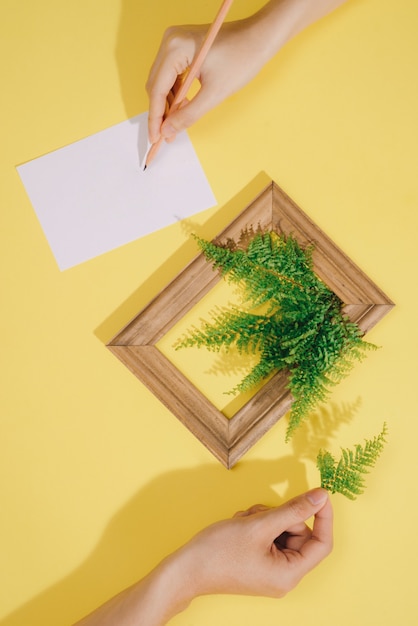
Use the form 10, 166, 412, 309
317, 423, 388, 499
177, 229, 377, 440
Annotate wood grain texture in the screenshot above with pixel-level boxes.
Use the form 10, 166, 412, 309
107, 181, 394, 468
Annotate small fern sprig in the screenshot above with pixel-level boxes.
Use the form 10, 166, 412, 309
316, 423, 388, 499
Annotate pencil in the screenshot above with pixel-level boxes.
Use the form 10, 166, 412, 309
144, 0, 234, 169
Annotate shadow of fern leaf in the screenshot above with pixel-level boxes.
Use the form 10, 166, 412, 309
204, 346, 260, 379
290, 397, 363, 462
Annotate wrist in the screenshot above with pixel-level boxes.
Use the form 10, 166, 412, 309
246, 0, 347, 62
140, 548, 198, 625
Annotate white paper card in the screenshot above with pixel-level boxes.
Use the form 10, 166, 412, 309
17, 113, 216, 270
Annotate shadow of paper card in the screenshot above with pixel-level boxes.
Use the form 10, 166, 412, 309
16, 112, 216, 270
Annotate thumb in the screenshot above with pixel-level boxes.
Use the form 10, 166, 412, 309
160, 106, 190, 140
264, 489, 329, 535
160, 86, 218, 138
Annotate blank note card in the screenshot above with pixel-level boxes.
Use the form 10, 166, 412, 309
17, 113, 216, 270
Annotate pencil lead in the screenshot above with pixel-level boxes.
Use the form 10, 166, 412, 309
143, 164, 147, 171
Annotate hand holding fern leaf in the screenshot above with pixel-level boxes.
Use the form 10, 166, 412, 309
74, 489, 333, 625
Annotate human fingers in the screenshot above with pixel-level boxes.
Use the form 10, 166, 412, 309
274, 523, 312, 552
163, 95, 189, 143
146, 68, 178, 144
146, 38, 193, 142
234, 504, 270, 518
260, 488, 330, 542
298, 496, 333, 570
146, 25, 205, 143
159, 77, 222, 140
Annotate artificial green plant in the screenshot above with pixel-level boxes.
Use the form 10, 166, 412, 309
176, 227, 376, 440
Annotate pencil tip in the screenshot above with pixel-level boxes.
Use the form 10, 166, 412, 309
143, 164, 147, 171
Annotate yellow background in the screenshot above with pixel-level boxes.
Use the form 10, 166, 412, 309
1, 1, 417, 624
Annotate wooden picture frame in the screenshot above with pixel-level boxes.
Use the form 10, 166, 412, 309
107, 182, 394, 468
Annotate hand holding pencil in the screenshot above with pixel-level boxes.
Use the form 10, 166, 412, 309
145, 0, 348, 166
144, 0, 234, 168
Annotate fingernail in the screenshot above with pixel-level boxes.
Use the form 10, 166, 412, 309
307, 488, 328, 505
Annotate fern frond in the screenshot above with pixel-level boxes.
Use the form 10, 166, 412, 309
317, 423, 388, 499
174, 307, 276, 356
178, 229, 376, 440
228, 357, 276, 394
